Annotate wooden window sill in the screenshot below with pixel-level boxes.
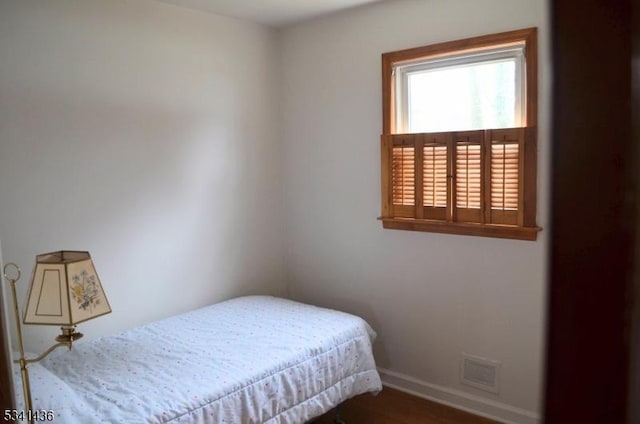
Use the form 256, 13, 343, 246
379, 217, 541, 241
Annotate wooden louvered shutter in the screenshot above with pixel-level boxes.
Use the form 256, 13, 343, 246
454, 131, 482, 223
488, 128, 523, 225
380, 126, 537, 240
422, 134, 449, 220
391, 135, 416, 218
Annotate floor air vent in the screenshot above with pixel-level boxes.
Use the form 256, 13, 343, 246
460, 353, 501, 394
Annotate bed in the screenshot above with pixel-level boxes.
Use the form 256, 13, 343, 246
12, 296, 382, 423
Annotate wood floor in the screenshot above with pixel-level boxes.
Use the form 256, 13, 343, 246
314, 386, 499, 424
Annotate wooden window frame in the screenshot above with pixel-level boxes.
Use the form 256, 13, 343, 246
379, 28, 541, 241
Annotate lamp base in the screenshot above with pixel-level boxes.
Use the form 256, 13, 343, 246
55, 326, 83, 343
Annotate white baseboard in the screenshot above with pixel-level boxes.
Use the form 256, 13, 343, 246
377, 367, 540, 424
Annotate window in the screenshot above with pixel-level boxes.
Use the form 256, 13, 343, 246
380, 28, 540, 240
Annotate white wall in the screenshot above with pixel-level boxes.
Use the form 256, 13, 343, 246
0, 0, 286, 351
280, 0, 549, 421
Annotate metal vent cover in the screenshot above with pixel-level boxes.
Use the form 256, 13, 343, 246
460, 353, 501, 394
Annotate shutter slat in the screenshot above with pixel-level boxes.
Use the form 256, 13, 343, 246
456, 144, 481, 209
491, 142, 519, 210
423, 144, 447, 208
392, 146, 415, 206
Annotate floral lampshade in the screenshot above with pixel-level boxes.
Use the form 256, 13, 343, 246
23, 251, 111, 326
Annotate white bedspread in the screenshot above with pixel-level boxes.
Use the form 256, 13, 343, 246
13, 296, 381, 423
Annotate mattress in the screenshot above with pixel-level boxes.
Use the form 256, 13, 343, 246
13, 296, 382, 423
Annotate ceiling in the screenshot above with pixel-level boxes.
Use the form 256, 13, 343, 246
154, 0, 383, 28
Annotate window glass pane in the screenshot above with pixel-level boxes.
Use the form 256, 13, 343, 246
407, 59, 516, 133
